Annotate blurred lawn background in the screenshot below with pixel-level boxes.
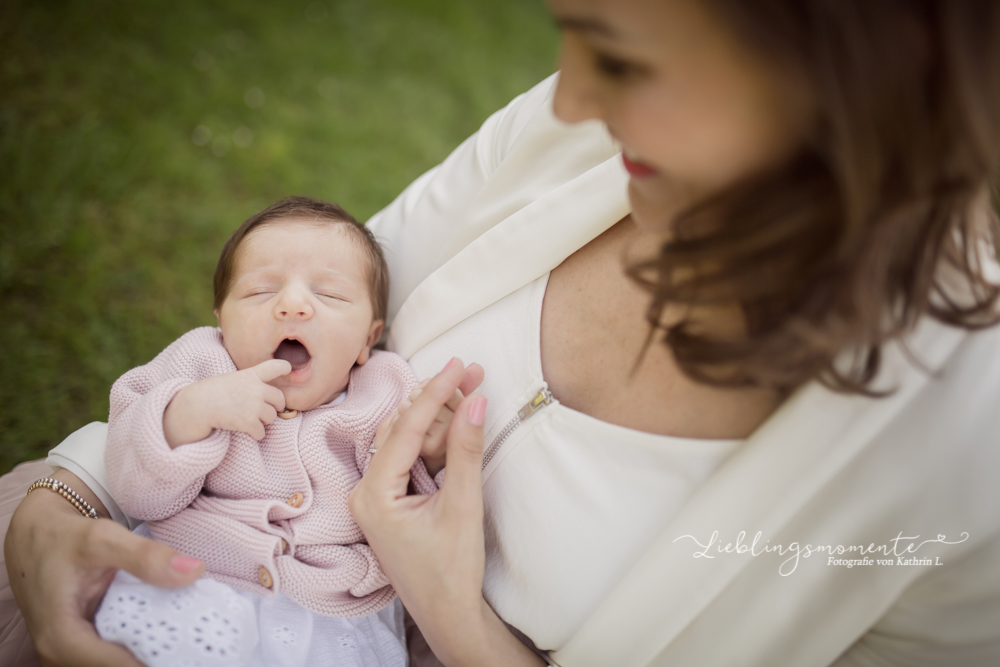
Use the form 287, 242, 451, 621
0, 0, 559, 473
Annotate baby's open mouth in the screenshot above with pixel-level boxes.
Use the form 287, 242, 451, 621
274, 339, 311, 370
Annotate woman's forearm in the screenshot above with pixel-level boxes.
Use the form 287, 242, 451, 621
408, 595, 546, 667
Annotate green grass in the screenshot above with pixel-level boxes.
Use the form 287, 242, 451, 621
0, 0, 559, 473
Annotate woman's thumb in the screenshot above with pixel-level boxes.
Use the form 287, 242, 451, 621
96, 522, 205, 587
442, 394, 487, 499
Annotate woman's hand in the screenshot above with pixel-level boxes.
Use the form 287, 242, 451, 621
5, 469, 205, 666
349, 358, 544, 667
394, 363, 485, 477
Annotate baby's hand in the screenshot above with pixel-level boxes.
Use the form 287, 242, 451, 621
163, 359, 291, 448
370, 363, 484, 478
397, 380, 466, 478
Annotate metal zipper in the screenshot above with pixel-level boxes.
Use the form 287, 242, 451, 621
481, 387, 554, 470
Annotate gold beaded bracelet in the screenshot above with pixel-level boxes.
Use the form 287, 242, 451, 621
26, 478, 100, 519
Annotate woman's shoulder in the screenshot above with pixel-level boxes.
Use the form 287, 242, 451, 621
475, 72, 618, 181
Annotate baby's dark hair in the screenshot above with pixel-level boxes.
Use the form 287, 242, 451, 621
213, 196, 389, 322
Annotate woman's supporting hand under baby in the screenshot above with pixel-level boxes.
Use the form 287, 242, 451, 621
349, 358, 545, 667
5, 468, 206, 667
162, 358, 291, 447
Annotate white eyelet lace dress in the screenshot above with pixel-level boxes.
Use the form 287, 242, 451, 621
95, 525, 407, 667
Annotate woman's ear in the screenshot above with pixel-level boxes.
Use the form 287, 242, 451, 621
355, 319, 385, 365
214, 309, 221, 327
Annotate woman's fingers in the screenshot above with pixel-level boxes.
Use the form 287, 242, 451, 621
441, 394, 487, 501
84, 520, 205, 588
458, 362, 485, 397
365, 358, 466, 486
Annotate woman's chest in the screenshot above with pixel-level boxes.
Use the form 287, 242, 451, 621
405, 270, 740, 650
541, 216, 778, 440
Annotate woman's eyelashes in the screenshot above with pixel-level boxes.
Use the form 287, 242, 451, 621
594, 52, 646, 80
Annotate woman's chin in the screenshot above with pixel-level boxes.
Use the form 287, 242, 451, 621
627, 183, 678, 238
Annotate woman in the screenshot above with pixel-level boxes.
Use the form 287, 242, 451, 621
5, 0, 1000, 665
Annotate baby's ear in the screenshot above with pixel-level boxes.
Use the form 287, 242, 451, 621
214, 309, 221, 327
356, 319, 385, 365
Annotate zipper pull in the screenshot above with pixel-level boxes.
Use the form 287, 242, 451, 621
481, 387, 555, 470
516, 388, 553, 421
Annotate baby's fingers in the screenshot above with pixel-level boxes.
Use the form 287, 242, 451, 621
421, 421, 449, 475
239, 415, 266, 441
408, 386, 464, 414
262, 384, 286, 413
371, 411, 399, 454
364, 358, 465, 485
258, 402, 278, 426
250, 358, 292, 383
413, 362, 483, 397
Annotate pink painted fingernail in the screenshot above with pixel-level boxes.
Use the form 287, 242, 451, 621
468, 397, 487, 426
444, 357, 460, 371
171, 555, 202, 573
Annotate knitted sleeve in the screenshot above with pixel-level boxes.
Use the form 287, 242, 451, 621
105, 327, 235, 521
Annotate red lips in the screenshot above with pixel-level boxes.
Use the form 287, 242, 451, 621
622, 152, 657, 178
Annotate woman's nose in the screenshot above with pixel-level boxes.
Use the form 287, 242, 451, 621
274, 287, 314, 321
552, 35, 607, 125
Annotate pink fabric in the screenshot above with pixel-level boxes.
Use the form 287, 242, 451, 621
106, 327, 435, 618
0, 460, 51, 667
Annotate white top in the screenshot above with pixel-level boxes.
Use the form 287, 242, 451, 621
48, 74, 1000, 666
407, 272, 740, 650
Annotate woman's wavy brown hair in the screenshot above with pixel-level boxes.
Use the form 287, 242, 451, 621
629, 0, 1000, 394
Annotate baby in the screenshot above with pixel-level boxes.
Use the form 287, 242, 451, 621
96, 196, 439, 667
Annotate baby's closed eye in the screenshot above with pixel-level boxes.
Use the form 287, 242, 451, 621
315, 292, 349, 302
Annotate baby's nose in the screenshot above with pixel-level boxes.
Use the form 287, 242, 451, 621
275, 290, 313, 320
278, 306, 311, 319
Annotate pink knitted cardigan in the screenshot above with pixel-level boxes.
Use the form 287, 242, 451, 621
105, 327, 436, 617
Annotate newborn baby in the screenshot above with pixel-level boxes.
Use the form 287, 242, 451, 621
97, 196, 438, 667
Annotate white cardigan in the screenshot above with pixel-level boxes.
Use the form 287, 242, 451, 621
50, 74, 1000, 666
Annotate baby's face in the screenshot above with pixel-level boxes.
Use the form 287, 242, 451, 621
216, 218, 382, 411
